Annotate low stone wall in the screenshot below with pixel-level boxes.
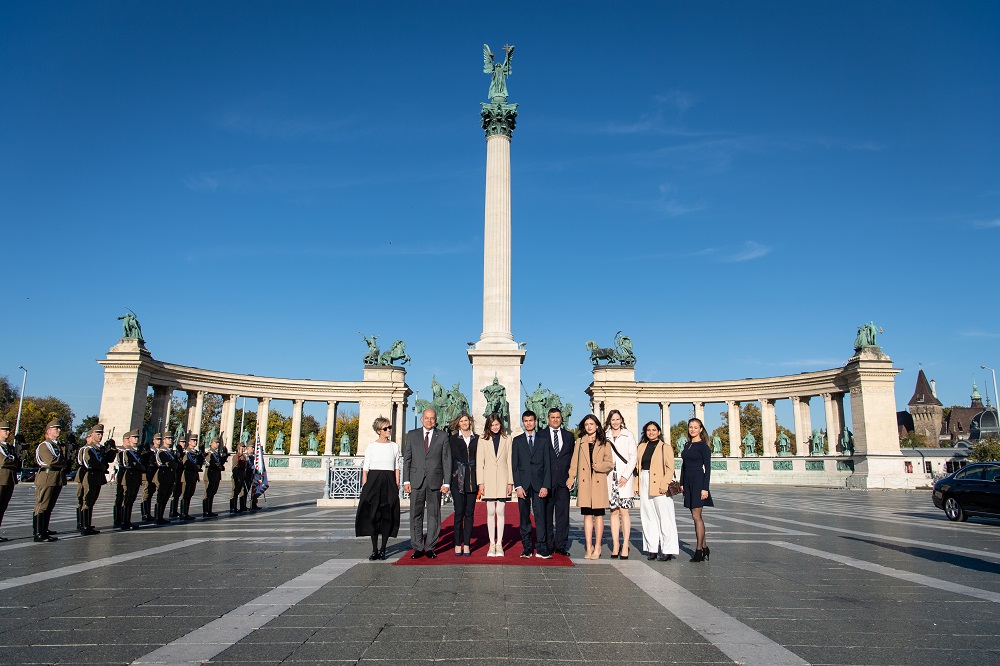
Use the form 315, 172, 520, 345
263, 454, 330, 481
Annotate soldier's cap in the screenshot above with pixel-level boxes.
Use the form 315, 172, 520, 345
87, 424, 105, 436
188, 434, 199, 442
124, 429, 139, 438
210, 437, 220, 445
0, 420, 10, 430
45, 419, 62, 429
153, 432, 163, 439
163, 432, 174, 439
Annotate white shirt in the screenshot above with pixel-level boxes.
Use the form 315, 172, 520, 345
363, 441, 400, 471
607, 428, 638, 500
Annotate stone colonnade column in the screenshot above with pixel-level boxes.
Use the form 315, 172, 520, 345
800, 397, 813, 455
823, 393, 837, 455
256, 397, 270, 447
290, 399, 304, 455
223, 394, 238, 449
727, 401, 742, 458
694, 402, 705, 425
761, 399, 777, 457
660, 402, 670, 435
192, 391, 205, 440
150, 386, 170, 434
394, 401, 405, 446
324, 401, 338, 455
791, 396, 804, 456
185, 391, 198, 434
834, 393, 846, 451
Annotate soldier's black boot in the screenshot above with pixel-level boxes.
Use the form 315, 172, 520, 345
169, 496, 179, 518
239, 496, 247, 512
207, 498, 217, 517
40, 513, 57, 542
33, 514, 43, 542
229, 499, 237, 514
83, 509, 100, 535
181, 498, 195, 520
201, 498, 209, 518
113, 503, 122, 528
76, 508, 84, 533
141, 499, 152, 522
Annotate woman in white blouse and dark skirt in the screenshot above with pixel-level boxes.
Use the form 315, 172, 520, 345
604, 410, 637, 559
449, 412, 478, 557
355, 417, 401, 561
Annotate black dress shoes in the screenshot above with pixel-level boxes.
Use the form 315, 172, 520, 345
555, 548, 570, 556
369, 551, 381, 561
410, 550, 424, 559
426, 551, 437, 559
657, 554, 673, 561
647, 552, 658, 560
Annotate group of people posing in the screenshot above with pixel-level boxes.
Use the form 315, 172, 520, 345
355, 407, 714, 563
0, 419, 263, 543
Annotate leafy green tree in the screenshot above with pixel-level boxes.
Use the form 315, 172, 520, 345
969, 435, 1000, 462
899, 432, 928, 448
0, 394, 74, 465
75, 415, 99, 439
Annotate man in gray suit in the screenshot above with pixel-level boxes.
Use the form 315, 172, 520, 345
403, 408, 452, 559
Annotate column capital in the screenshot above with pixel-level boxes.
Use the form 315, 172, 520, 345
791, 395, 801, 404
481, 101, 518, 138
759, 398, 773, 407
726, 400, 739, 408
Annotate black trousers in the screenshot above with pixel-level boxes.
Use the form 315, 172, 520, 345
0, 483, 13, 526
204, 475, 220, 501
517, 488, 548, 554
452, 491, 476, 547
545, 484, 571, 552
122, 482, 140, 524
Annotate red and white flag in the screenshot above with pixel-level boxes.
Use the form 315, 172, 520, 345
253, 433, 269, 495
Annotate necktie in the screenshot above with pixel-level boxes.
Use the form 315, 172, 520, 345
553, 429, 560, 456
528, 435, 534, 450
424, 431, 430, 454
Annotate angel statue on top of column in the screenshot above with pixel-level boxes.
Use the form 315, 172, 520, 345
484, 43, 514, 103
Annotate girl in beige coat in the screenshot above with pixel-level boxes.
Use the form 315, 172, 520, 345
567, 414, 614, 559
477, 414, 513, 556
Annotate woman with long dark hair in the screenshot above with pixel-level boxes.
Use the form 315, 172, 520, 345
636, 421, 679, 561
477, 413, 512, 556
449, 412, 478, 557
680, 417, 713, 562
355, 417, 401, 561
567, 414, 614, 559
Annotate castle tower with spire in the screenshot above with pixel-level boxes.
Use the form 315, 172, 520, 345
907, 369, 943, 446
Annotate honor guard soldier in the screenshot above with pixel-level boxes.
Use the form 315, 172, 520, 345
139, 433, 159, 522
77, 425, 108, 535
169, 433, 186, 517
34, 420, 66, 542
116, 431, 144, 530
246, 445, 261, 512
202, 438, 225, 518
179, 434, 203, 520
231, 444, 249, 513
153, 433, 175, 524
0, 421, 18, 541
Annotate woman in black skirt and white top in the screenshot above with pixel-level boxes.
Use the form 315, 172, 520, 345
355, 417, 401, 561
604, 410, 637, 559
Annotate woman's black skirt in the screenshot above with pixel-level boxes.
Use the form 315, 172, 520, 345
355, 469, 401, 537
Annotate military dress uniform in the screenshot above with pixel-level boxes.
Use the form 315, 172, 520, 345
77, 433, 108, 535
152, 444, 176, 524
116, 436, 145, 530
169, 439, 186, 517
139, 436, 159, 522
179, 441, 203, 520
0, 421, 19, 541
231, 450, 248, 513
34, 425, 67, 542
246, 450, 261, 512
202, 445, 226, 518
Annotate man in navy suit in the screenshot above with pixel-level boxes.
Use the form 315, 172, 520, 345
403, 409, 452, 559
511, 410, 551, 558
537, 407, 576, 556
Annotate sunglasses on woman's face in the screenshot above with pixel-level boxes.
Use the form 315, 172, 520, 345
380, 426, 391, 431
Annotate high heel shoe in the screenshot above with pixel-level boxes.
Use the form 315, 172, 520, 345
703, 546, 710, 562
690, 549, 705, 562
610, 548, 620, 559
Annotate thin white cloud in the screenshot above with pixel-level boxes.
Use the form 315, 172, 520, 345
972, 218, 1000, 229
721, 241, 771, 262
959, 330, 1000, 339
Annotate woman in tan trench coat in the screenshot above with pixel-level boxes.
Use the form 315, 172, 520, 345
477, 414, 513, 556
566, 414, 614, 559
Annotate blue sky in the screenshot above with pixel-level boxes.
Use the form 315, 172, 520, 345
2, 1, 998, 434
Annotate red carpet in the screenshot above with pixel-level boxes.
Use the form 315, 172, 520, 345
395, 500, 572, 566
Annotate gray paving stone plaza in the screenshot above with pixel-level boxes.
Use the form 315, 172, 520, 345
0, 482, 997, 665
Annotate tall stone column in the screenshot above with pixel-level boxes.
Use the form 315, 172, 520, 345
256, 397, 270, 447
761, 399, 777, 457
823, 393, 837, 456
468, 99, 525, 432
192, 391, 205, 440
324, 401, 338, 455
394, 401, 405, 445
660, 402, 671, 436
727, 401, 742, 458
186, 391, 198, 435
222, 394, 238, 449
791, 396, 804, 456
291, 399, 304, 456
799, 396, 812, 456
694, 402, 705, 424
843, 347, 905, 487
834, 393, 847, 452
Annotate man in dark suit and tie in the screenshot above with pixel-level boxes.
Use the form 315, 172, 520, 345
537, 407, 576, 556
403, 408, 451, 559
511, 410, 551, 558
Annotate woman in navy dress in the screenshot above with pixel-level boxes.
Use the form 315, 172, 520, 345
680, 417, 713, 562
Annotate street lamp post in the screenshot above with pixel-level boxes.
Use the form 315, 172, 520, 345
14, 366, 26, 440
981, 365, 999, 420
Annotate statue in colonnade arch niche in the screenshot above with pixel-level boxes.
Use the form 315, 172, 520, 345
585, 331, 636, 366
117, 308, 144, 342
378, 340, 411, 366
711, 434, 723, 456
522, 382, 573, 426
203, 427, 217, 449
339, 433, 352, 456
839, 429, 854, 455
482, 375, 510, 433
174, 424, 186, 445
810, 429, 825, 455
483, 43, 514, 103
742, 431, 756, 457
306, 432, 319, 454
675, 434, 687, 455
360, 332, 380, 365
777, 431, 791, 456
273, 431, 286, 454
240, 429, 250, 447
853, 321, 882, 352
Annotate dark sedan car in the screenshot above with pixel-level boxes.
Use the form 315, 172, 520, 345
933, 462, 1000, 522
17, 467, 37, 483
